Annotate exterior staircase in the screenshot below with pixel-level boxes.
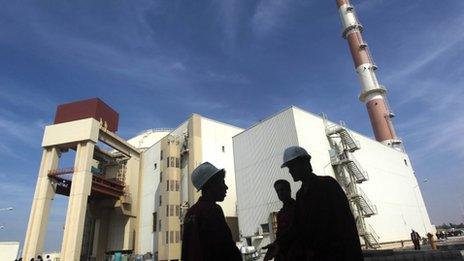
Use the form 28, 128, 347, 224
323, 115, 380, 249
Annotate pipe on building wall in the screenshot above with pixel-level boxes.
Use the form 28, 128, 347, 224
336, 0, 402, 149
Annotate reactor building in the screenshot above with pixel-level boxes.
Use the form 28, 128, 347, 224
22, 0, 435, 260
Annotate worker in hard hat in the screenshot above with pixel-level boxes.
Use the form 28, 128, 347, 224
181, 162, 242, 261
273, 179, 296, 261
264, 146, 363, 261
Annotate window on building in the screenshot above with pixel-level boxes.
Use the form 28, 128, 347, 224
165, 231, 169, 244
166, 205, 169, 217
170, 157, 175, 168
261, 223, 270, 233
160, 172, 163, 183
170, 180, 175, 191
176, 157, 180, 168
153, 212, 157, 232
167, 180, 170, 191
175, 180, 180, 191
170, 205, 174, 216
160, 150, 163, 160
159, 221, 161, 231
175, 231, 180, 243
404, 159, 408, 166
170, 231, 174, 244
222, 146, 225, 152
167, 157, 170, 168
159, 195, 162, 206
176, 205, 180, 216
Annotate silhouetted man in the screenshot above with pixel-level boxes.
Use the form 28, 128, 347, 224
181, 162, 242, 261
265, 146, 363, 261
273, 180, 296, 261
411, 229, 421, 250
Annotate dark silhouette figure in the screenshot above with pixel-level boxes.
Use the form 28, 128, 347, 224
265, 146, 363, 261
273, 180, 296, 261
36, 256, 43, 261
181, 162, 242, 261
411, 230, 421, 250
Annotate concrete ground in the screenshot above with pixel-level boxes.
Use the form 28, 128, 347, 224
364, 236, 464, 261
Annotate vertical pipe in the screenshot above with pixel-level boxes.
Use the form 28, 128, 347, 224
336, 0, 402, 149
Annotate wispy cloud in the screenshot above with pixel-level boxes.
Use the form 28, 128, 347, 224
213, 0, 240, 47
251, 0, 292, 36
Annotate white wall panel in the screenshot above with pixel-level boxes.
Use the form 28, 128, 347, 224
293, 108, 337, 178
201, 117, 243, 217
351, 133, 434, 241
138, 142, 162, 254
233, 108, 301, 236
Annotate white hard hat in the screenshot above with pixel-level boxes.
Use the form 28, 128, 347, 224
191, 162, 224, 190
281, 146, 311, 168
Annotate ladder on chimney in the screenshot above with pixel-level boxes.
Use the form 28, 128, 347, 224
323, 114, 380, 249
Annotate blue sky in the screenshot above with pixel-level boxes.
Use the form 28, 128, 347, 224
1, 0, 463, 251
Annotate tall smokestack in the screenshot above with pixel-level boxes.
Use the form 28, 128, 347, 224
336, 0, 402, 150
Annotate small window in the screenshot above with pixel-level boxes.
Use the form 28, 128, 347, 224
166, 205, 169, 217
261, 223, 270, 233
175, 180, 180, 191
159, 195, 162, 205
167, 157, 170, 168
165, 231, 169, 244
154, 163, 157, 170
404, 159, 408, 166
160, 172, 163, 183
160, 150, 164, 160
222, 146, 225, 152
170, 205, 174, 216
170, 157, 175, 167
176, 205, 180, 216
159, 221, 161, 231
170, 180, 175, 191
175, 231, 180, 243
167, 180, 170, 191
153, 212, 157, 232
170, 231, 174, 244
176, 157, 180, 168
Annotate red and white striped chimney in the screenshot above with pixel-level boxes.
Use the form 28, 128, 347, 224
336, 0, 402, 150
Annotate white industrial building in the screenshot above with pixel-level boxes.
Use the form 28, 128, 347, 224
233, 106, 434, 249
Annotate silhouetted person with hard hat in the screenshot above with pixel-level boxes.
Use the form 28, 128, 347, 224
273, 179, 296, 261
264, 146, 363, 261
181, 162, 242, 261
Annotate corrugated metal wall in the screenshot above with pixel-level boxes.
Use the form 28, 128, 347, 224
233, 108, 301, 236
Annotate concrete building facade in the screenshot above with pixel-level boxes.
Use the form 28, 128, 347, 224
134, 114, 243, 260
233, 107, 434, 249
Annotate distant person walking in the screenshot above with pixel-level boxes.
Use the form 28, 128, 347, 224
181, 162, 242, 261
273, 179, 296, 261
264, 146, 363, 261
411, 229, 421, 250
